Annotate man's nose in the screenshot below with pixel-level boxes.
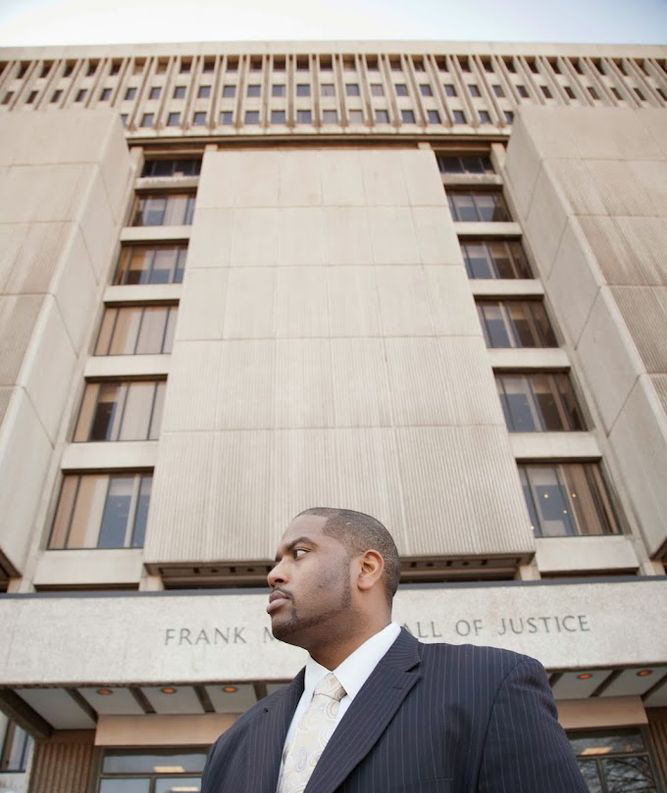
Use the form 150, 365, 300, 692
267, 558, 287, 588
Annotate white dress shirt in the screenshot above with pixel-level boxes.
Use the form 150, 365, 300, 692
279, 622, 401, 770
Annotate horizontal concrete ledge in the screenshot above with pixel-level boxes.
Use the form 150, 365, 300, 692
96, 713, 236, 746
557, 697, 647, 729
34, 549, 144, 589
470, 278, 544, 297
135, 177, 199, 191
510, 431, 600, 460
104, 284, 182, 304
454, 221, 522, 238
442, 174, 503, 188
85, 355, 170, 379
488, 347, 570, 370
61, 441, 158, 471
536, 535, 640, 575
120, 225, 192, 243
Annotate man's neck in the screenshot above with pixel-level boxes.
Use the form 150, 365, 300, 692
308, 619, 392, 670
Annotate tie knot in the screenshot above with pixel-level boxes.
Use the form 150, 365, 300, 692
314, 672, 346, 702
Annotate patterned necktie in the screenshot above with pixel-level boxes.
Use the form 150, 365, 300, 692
277, 672, 347, 793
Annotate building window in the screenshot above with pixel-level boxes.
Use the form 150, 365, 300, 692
219, 111, 233, 125
517, 84, 529, 98
444, 83, 457, 96
167, 112, 181, 126
541, 85, 552, 99
114, 244, 187, 285
564, 85, 576, 99
322, 109, 338, 123
74, 379, 166, 442
120, 114, 128, 127
245, 110, 260, 124
348, 109, 364, 123
63, 62, 75, 76
272, 84, 285, 97
271, 109, 286, 123
296, 83, 310, 97
26, 90, 38, 104
569, 731, 660, 792
460, 239, 531, 278
98, 751, 206, 792
180, 61, 191, 73
395, 83, 408, 96
346, 83, 360, 96
447, 190, 510, 222
468, 84, 481, 97
588, 86, 600, 100
496, 373, 585, 432
247, 84, 261, 97
505, 110, 514, 123
419, 84, 433, 96
297, 109, 312, 123
124, 87, 137, 100
131, 193, 195, 226
75, 89, 87, 102
519, 463, 621, 537
438, 154, 494, 175
611, 86, 623, 101
401, 109, 415, 123
493, 84, 504, 97
222, 85, 236, 98
192, 111, 207, 125
370, 83, 384, 96
198, 85, 210, 98
140, 113, 154, 127
149, 86, 161, 99
321, 83, 335, 96
452, 110, 467, 124
476, 300, 558, 348
478, 110, 492, 123
49, 473, 152, 550
1, 721, 33, 772
634, 87, 645, 101
100, 87, 112, 101
376, 109, 390, 123
142, 159, 201, 177
95, 305, 177, 356
2, 91, 13, 105
427, 110, 441, 123
173, 85, 186, 99
50, 89, 62, 103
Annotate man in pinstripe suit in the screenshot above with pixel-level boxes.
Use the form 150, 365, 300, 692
202, 507, 589, 793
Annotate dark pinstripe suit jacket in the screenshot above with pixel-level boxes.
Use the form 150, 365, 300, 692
201, 629, 588, 793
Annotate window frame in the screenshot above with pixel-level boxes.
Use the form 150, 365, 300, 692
95, 304, 178, 356
447, 189, 511, 222
476, 299, 558, 349
495, 372, 586, 432
459, 239, 531, 279
1, 721, 33, 773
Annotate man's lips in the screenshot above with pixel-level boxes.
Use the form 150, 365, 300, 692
267, 590, 291, 615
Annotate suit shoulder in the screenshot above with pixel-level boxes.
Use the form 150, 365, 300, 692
421, 640, 544, 676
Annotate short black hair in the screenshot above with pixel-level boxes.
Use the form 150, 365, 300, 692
296, 507, 400, 604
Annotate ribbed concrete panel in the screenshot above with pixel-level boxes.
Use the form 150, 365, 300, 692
400, 149, 448, 207
186, 207, 233, 269
28, 738, 97, 793
216, 340, 276, 430
614, 216, 667, 286
274, 339, 334, 428
361, 150, 410, 207
412, 206, 463, 265
0, 221, 71, 294
375, 266, 435, 336
277, 207, 326, 266
175, 268, 228, 341
0, 294, 44, 384
611, 286, 667, 374
368, 207, 420, 265
385, 337, 503, 427
278, 149, 323, 207
230, 208, 280, 267
161, 341, 222, 432
651, 375, 667, 417
326, 266, 381, 338
223, 267, 275, 339
324, 207, 373, 266
395, 426, 534, 557
274, 267, 330, 337
423, 266, 482, 337
330, 339, 391, 427
333, 429, 406, 549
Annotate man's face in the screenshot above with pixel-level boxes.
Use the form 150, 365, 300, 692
267, 514, 354, 648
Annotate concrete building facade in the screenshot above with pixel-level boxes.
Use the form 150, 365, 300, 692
0, 40, 666, 793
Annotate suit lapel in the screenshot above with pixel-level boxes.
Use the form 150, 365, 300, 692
304, 629, 422, 793
246, 668, 305, 793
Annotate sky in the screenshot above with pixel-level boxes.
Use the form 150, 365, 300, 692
0, 0, 665, 47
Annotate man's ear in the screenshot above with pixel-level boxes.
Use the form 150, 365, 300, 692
356, 549, 385, 592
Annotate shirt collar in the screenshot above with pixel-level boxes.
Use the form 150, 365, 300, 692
303, 622, 401, 703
